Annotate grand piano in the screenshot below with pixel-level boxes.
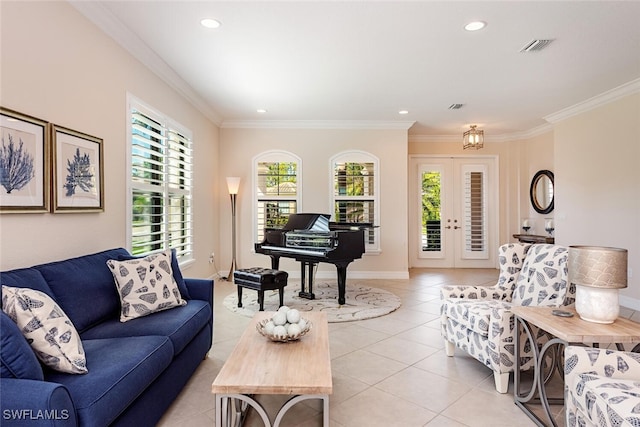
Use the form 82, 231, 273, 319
254, 213, 367, 305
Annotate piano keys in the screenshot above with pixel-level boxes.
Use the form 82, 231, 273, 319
254, 213, 368, 305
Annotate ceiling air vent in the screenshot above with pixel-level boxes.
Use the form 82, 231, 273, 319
448, 103, 465, 110
520, 39, 554, 52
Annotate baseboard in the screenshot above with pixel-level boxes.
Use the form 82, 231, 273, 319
620, 295, 640, 312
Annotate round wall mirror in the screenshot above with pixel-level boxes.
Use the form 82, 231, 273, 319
530, 170, 554, 214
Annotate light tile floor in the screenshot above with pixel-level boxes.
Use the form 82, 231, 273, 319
157, 268, 640, 427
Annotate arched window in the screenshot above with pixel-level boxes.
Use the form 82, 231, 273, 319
330, 151, 379, 252
253, 151, 302, 242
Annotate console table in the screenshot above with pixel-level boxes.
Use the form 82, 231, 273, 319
511, 306, 640, 427
513, 234, 554, 244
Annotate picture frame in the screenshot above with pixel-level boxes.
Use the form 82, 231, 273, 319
51, 124, 104, 213
0, 107, 50, 213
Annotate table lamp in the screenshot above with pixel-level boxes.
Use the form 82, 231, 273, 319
568, 246, 628, 324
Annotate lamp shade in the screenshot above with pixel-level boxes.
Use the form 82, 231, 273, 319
568, 246, 628, 289
226, 177, 241, 195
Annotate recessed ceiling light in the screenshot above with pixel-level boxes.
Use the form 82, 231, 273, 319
200, 18, 221, 29
464, 21, 486, 31
257, 109, 268, 114
398, 110, 409, 115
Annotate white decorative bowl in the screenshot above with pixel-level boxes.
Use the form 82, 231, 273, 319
256, 318, 312, 342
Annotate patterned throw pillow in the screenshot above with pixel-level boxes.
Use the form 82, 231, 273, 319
107, 249, 186, 322
1, 285, 88, 374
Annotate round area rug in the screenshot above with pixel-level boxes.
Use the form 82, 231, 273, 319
223, 282, 401, 323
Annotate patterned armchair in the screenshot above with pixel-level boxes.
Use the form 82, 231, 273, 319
441, 243, 574, 393
565, 346, 640, 427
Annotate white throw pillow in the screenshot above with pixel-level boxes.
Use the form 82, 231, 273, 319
1, 285, 88, 374
107, 249, 186, 322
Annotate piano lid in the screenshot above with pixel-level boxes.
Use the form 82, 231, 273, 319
282, 213, 331, 232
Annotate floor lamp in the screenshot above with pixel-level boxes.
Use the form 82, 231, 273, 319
226, 177, 241, 280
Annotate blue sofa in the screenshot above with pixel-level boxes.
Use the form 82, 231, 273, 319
0, 248, 214, 427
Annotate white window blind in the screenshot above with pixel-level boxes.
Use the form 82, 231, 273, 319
129, 101, 193, 262
463, 170, 486, 253
254, 151, 301, 242
331, 151, 380, 252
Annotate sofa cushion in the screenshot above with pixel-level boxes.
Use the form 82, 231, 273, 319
0, 267, 55, 299
44, 336, 173, 427
0, 311, 44, 380
35, 248, 131, 333
106, 250, 186, 322
81, 299, 211, 356
2, 285, 87, 374
116, 248, 191, 300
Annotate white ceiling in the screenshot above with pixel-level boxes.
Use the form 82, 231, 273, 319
72, 1, 640, 138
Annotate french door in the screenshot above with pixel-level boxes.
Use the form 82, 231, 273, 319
409, 156, 498, 268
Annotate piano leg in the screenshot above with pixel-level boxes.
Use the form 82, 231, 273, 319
298, 261, 316, 300
269, 255, 281, 270
336, 265, 348, 305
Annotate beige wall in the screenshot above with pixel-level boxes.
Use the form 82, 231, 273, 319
518, 131, 555, 235
0, 1, 220, 278
219, 127, 409, 278
554, 93, 640, 307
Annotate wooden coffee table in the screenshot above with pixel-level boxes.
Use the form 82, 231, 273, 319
212, 311, 332, 427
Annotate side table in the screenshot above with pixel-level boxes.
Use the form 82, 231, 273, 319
511, 306, 640, 427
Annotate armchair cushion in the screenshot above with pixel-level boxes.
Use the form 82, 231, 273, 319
440, 285, 506, 301
443, 299, 512, 337
512, 244, 570, 307
565, 346, 640, 427
441, 243, 532, 302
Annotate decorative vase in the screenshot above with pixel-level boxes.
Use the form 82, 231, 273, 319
575, 285, 620, 324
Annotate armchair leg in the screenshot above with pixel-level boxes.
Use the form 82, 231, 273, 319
494, 372, 509, 394
444, 339, 455, 357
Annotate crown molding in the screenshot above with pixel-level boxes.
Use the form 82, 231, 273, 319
408, 123, 553, 144
221, 120, 416, 130
69, 1, 223, 126
544, 78, 640, 124
500, 123, 554, 141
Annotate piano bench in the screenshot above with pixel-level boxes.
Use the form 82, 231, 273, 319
233, 267, 289, 311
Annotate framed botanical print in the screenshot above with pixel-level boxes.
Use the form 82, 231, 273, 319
0, 107, 50, 213
51, 124, 104, 213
